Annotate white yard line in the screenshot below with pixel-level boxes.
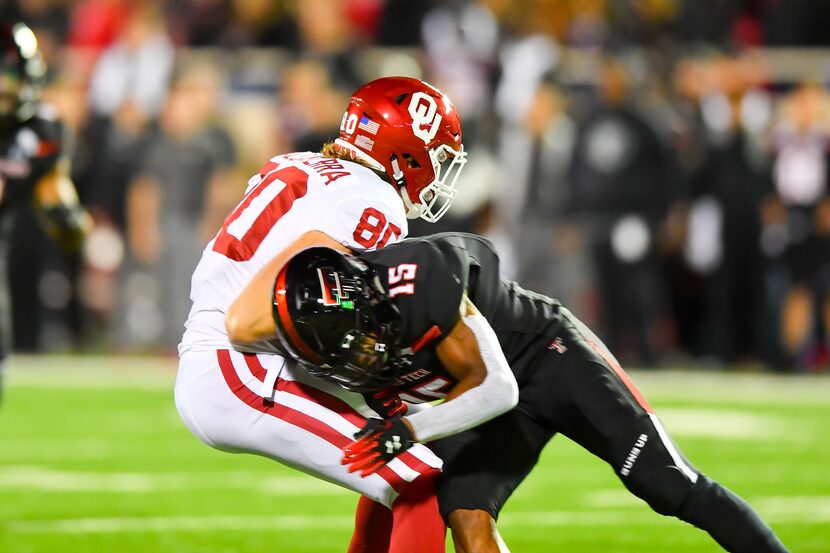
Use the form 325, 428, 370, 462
0, 466, 349, 495
653, 408, 810, 441
5, 515, 357, 534
8, 499, 830, 535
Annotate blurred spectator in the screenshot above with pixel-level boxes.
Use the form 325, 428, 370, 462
568, 56, 673, 365
660, 50, 713, 358
493, 11, 560, 228
608, 0, 672, 47
377, 0, 431, 46
125, 62, 239, 350
762, 0, 830, 46
502, 75, 591, 312
166, 0, 232, 46
77, 4, 173, 228
219, 0, 295, 47
67, 0, 130, 51
278, 59, 349, 153
69, 5, 173, 344
421, 0, 500, 140
764, 83, 830, 369
674, 0, 738, 46
65, 0, 131, 77
294, 0, 362, 91
685, 53, 772, 364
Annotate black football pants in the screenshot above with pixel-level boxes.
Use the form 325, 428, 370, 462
430, 308, 788, 552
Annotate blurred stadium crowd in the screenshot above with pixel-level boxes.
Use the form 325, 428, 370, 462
4, 0, 830, 372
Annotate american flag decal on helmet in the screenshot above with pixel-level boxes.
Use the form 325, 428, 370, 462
358, 116, 380, 135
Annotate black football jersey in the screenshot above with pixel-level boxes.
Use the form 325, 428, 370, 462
0, 105, 65, 361
0, 105, 65, 211
362, 232, 563, 403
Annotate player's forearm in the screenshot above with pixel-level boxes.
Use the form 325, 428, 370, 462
405, 314, 519, 442
226, 230, 351, 344
226, 256, 282, 343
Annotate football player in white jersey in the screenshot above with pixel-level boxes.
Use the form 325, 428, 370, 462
176, 76, 467, 552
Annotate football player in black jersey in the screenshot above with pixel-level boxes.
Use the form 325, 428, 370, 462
240, 232, 788, 553
0, 23, 90, 400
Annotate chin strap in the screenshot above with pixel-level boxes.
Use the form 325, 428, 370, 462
390, 154, 425, 220
399, 187, 424, 220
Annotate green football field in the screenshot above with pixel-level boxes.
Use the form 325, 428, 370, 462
1, 355, 828, 552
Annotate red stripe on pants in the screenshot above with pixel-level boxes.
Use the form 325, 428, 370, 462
242, 353, 438, 475
217, 349, 409, 493
583, 339, 654, 413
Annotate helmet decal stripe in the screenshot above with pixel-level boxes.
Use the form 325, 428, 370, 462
317, 267, 343, 306
274, 265, 323, 363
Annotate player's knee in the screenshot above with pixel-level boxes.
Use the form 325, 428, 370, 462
625, 465, 698, 516
672, 474, 723, 521
448, 509, 501, 553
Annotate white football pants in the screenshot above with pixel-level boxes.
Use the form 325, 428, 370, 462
175, 349, 442, 508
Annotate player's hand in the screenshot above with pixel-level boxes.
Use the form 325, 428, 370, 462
342, 417, 414, 477
363, 390, 408, 418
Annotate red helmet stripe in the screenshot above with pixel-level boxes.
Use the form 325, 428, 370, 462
274, 265, 323, 364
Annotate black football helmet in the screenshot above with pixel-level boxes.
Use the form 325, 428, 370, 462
272, 247, 407, 392
0, 22, 46, 122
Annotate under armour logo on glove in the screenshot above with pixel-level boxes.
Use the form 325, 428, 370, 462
342, 417, 414, 477
385, 436, 401, 454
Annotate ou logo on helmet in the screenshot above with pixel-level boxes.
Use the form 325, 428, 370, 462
408, 92, 443, 144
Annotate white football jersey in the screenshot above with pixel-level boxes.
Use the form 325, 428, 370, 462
179, 152, 408, 355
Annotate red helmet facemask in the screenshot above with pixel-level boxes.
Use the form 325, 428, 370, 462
335, 76, 467, 223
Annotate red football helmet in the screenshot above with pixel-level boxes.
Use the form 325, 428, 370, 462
335, 76, 466, 222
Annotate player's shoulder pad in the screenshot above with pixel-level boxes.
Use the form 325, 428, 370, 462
367, 236, 469, 345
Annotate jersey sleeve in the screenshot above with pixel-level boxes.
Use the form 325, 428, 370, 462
385, 241, 468, 349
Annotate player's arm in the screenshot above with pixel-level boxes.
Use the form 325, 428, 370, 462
226, 230, 351, 344
33, 159, 92, 252
343, 296, 519, 476
406, 296, 519, 439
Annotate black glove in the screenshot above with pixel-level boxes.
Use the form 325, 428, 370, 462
341, 417, 414, 477
363, 390, 408, 418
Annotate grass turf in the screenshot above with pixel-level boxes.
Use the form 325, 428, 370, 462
1, 355, 828, 552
